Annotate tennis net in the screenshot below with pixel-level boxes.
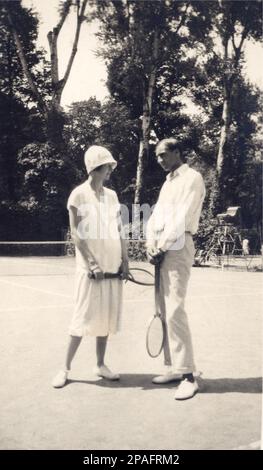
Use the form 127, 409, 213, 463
0, 239, 148, 276
0, 241, 75, 276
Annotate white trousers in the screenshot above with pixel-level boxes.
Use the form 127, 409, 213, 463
160, 233, 196, 374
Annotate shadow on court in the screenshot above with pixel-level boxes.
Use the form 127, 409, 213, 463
199, 377, 262, 394
67, 375, 262, 393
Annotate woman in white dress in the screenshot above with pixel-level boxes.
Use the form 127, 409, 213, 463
52, 146, 129, 388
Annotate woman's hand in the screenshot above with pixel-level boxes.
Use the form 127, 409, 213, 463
91, 267, 104, 280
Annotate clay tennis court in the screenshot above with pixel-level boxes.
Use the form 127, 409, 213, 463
0, 256, 262, 450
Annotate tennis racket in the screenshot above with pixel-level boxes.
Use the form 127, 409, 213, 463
146, 263, 166, 358
88, 267, 154, 286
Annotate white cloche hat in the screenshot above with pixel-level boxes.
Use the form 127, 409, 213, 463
84, 145, 117, 173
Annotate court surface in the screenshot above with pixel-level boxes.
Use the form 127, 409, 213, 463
0, 257, 262, 450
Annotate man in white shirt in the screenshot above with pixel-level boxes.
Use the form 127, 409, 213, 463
146, 138, 206, 400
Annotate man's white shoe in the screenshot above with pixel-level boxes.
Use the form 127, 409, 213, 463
93, 365, 120, 381
174, 379, 199, 400
152, 371, 182, 384
52, 370, 69, 388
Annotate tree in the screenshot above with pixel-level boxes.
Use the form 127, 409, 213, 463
3, 0, 89, 146
65, 98, 101, 150
64, 97, 102, 182
0, 92, 27, 204
64, 97, 140, 203
0, 0, 48, 203
97, 98, 140, 203
96, 0, 212, 205
229, 81, 262, 235
0, 0, 92, 239
17, 142, 75, 239
0, 0, 51, 103
208, 0, 262, 212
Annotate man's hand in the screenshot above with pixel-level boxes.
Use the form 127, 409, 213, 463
120, 259, 130, 280
147, 247, 165, 265
147, 246, 159, 259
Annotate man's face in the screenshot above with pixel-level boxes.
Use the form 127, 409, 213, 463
155, 142, 180, 171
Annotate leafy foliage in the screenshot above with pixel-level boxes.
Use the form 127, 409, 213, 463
0, 0, 262, 250
17, 142, 74, 239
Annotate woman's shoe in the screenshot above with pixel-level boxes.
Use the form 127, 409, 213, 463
52, 370, 69, 388
93, 365, 120, 381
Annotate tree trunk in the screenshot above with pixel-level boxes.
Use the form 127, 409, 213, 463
134, 103, 151, 206
45, 0, 88, 148
6, 0, 88, 148
46, 105, 65, 147
216, 84, 231, 177
211, 18, 231, 215
134, 141, 144, 206
213, 0, 250, 214
211, 84, 232, 215
134, 29, 159, 207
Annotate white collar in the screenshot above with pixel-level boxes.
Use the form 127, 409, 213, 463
166, 163, 189, 181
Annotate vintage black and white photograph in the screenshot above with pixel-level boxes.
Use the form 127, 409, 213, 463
0, 0, 262, 454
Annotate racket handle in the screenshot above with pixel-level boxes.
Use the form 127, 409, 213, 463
88, 272, 121, 280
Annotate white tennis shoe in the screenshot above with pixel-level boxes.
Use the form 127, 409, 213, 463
174, 378, 199, 400
93, 365, 120, 381
152, 370, 182, 384
52, 370, 69, 388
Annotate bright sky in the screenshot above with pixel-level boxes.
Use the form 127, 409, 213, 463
23, 0, 263, 110
23, 0, 108, 106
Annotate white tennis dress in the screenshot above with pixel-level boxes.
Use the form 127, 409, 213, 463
67, 181, 123, 337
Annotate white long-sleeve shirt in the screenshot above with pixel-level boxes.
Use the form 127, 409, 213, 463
146, 164, 206, 252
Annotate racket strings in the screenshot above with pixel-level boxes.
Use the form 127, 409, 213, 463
126, 267, 154, 286
146, 315, 165, 358
145, 263, 166, 358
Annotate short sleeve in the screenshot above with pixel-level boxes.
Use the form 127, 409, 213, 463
67, 188, 81, 211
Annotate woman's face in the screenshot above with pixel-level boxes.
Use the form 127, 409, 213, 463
96, 163, 113, 181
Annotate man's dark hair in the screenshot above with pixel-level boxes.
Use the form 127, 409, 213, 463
156, 138, 186, 162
